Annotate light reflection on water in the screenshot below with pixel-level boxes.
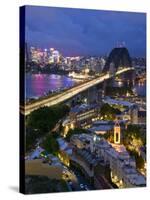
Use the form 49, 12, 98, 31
25, 74, 146, 99
114, 80, 146, 97
25, 73, 76, 98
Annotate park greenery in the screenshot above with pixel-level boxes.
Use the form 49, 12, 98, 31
27, 104, 70, 133
25, 128, 41, 152
100, 103, 121, 120
123, 125, 145, 170
41, 134, 59, 156
25, 104, 70, 152
123, 125, 146, 150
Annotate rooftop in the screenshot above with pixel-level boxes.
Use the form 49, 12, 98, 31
70, 103, 99, 114
26, 146, 45, 160
89, 124, 113, 133
103, 97, 135, 108
57, 138, 73, 155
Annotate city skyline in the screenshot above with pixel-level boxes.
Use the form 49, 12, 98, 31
25, 6, 146, 57
20, 6, 146, 194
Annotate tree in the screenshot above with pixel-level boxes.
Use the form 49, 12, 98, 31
25, 104, 70, 152
25, 128, 40, 152
135, 154, 145, 170
100, 103, 121, 120
27, 105, 70, 133
42, 134, 59, 155
123, 125, 144, 152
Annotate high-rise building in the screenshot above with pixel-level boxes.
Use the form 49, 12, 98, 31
52, 50, 60, 63
30, 47, 38, 63
50, 48, 55, 55
49, 48, 60, 63
43, 48, 48, 63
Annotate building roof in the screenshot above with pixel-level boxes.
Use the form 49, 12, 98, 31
76, 148, 99, 165
57, 138, 72, 155
89, 125, 113, 133
93, 120, 111, 125
26, 146, 45, 160
103, 97, 135, 107
70, 103, 99, 114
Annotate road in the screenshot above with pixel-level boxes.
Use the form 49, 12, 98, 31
63, 166, 95, 191
21, 67, 134, 115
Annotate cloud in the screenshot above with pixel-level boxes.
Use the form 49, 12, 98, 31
25, 6, 146, 57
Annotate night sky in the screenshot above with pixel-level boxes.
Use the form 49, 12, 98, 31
25, 6, 146, 57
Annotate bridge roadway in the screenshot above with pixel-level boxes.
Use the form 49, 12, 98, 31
21, 67, 134, 115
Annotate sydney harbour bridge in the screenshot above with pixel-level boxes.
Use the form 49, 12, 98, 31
21, 47, 135, 115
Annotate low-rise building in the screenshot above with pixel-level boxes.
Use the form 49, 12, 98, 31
89, 120, 113, 135
57, 138, 73, 167
69, 103, 100, 127
70, 133, 146, 188
95, 139, 146, 188
70, 134, 92, 150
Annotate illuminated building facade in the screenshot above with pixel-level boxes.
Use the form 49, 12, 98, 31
29, 46, 61, 64
62, 119, 75, 138
96, 139, 146, 188
69, 104, 100, 128
57, 138, 73, 167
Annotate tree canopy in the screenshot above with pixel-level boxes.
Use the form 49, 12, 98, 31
100, 103, 121, 120
25, 104, 70, 152
123, 125, 145, 151
123, 125, 145, 170
27, 105, 70, 133
42, 134, 59, 155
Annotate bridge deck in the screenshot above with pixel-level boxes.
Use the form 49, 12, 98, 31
21, 68, 134, 115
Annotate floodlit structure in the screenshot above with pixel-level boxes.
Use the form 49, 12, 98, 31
114, 121, 121, 144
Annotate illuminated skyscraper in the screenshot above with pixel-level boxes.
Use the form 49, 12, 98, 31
30, 47, 38, 63
52, 50, 60, 63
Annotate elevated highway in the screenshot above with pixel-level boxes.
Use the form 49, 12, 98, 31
21, 67, 134, 115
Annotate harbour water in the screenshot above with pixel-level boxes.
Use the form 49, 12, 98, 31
25, 73, 146, 99
25, 73, 76, 99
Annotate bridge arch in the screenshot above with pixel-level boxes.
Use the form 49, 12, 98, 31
103, 47, 132, 73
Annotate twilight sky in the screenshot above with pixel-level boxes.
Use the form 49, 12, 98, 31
25, 6, 146, 57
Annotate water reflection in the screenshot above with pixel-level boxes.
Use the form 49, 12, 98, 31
25, 73, 76, 98
114, 80, 146, 97
25, 74, 146, 99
